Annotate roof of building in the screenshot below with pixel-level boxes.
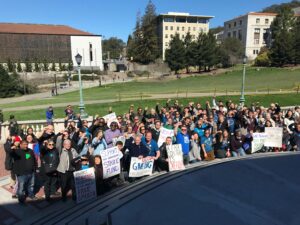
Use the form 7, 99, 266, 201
159, 12, 214, 18
224, 12, 278, 23
0, 23, 98, 36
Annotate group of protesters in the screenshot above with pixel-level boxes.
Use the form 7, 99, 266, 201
3, 98, 300, 204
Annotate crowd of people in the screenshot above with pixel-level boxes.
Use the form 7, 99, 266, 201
3, 98, 300, 204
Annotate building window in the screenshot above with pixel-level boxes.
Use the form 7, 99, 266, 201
233, 31, 237, 38
187, 17, 197, 23
228, 32, 231, 37
165, 42, 169, 47
193, 27, 196, 31
256, 18, 260, 24
254, 39, 259, 44
234, 21, 237, 27
238, 30, 242, 40
253, 50, 256, 55
200, 27, 203, 32
256, 50, 259, 54
165, 34, 168, 38
164, 17, 174, 22
182, 27, 185, 31
170, 26, 173, 31
188, 27, 191, 31
177, 26, 180, 31
229, 24, 231, 28
182, 35, 185, 39
265, 19, 269, 24
176, 17, 186, 23
165, 26, 168, 30
170, 34, 174, 38
239, 20, 242, 25
263, 28, 270, 44
198, 19, 208, 24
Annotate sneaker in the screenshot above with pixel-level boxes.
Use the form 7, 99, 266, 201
29, 196, 39, 201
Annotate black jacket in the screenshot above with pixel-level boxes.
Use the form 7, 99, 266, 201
40, 146, 59, 174
10, 148, 37, 176
4, 140, 13, 170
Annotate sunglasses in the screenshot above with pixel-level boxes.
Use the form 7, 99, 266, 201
48, 144, 54, 146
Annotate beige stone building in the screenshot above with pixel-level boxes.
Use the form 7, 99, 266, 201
223, 12, 277, 60
157, 12, 214, 60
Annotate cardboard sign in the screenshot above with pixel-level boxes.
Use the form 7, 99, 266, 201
100, 146, 121, 179
103, 112, 118, 127
129, 157, 154, 177
264, 127, 283, 148
166, 144, 185, 171
252, 133, 268, 153
74, 168, 97, 203
157, 127, 174, 147
112, 136, 126, 147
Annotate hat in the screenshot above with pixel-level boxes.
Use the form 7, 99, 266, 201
14, 136, 22, 143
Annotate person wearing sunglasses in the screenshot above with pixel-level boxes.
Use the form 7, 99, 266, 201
40, 140, 59, 201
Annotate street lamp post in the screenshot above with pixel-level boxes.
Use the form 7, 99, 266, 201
75, 53, 88, 118
239, 56, 247, 108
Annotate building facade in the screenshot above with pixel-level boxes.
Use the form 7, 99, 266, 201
223, 12, 277, 60
157, 12, 214, 60
0, 23, 103, 70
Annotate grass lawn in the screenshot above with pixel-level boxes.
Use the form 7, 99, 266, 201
3, 93, 299, 121
0, 67, 299, 109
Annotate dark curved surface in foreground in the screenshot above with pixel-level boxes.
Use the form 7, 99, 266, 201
109, 154, 300, 225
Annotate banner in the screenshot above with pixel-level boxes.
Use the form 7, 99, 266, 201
157, 127, 174, 147
103, 112, 118, 127
74, 168, 97, 203
264, 127, 283, 148
166, 144, 185, 171
129, 157, 154, 177
100, 146, 121, 179
112, 136, 126, 147
252, 133, 268, 153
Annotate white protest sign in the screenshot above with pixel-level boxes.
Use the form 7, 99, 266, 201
103, 112, 118, 127
157, 127, 174, 147
112, 136, 126, 147
252, 133, 268, 153
100, 146, 121, 179
166, 144, 185, 171
74, 168, 97, 203
129, 157, 154, 177
264, 127, 283, 148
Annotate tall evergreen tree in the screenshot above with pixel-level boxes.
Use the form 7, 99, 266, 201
269, 7, 295, 66
165, 34, 186, 74
184, 32, 196, 73
17, 61, 22, 72
195, 32, 206, 72
7, 58, 15, 72
25, 58, 32, 72
293, 17, 300, 64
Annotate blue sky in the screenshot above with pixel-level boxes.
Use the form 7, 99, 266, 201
0, 0, 291, 41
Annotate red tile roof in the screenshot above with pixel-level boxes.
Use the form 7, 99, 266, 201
0, 23, 95, 36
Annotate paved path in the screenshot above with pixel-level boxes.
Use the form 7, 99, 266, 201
1, 90, 296, 112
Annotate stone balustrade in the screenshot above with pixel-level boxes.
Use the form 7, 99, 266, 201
0, 117, 94, 143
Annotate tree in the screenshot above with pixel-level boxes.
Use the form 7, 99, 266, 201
255, 47, 271, 66
126, 35, 134, 59
51, 62, 56, 71
7, 58, 15, 72
184, 32, 197, 73
269, 7, 295, 66
43, 59, 49, 72
17, 61, 22, 72
102, 37, 125, 59
68, 60, 73, 71
202, 32, 219, 71
219, 37, 244, 66
165, 34, 186, 74
25, 58, 32, 72
262, 0, 300, 13
195, 32, 206, 72
293, 17, 300, 64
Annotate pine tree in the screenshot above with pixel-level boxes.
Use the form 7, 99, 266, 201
130, 11, 143, 62
25, 58, 32, 72
165, 34, 186, 74
195, 33, 206, 72
7, 58, 15, 72
293, 17, 300, 64
43, 60, 49, 72
126, 35, 134, 59
269, 7, 295, 66
68, 60, 73, 71
51, 62, 56, 71
184, 32, 196, 73
17, 61, 22, 72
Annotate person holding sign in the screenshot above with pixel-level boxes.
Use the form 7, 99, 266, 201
142, 132, 160, 171
157, 137, 173, 171
175, 125, 190, 165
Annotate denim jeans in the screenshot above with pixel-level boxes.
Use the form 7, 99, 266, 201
17, 173, 35, 201
232, 148, 246, 157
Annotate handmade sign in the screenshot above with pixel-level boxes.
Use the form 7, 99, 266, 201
166, 144, 185, 171
74, 168, 97, 203
264, 127, 283, 148
157, 127, 174, 147
251, 133, 268, 153
129, 157, 154, 177
100, 146, 121, 179
103, 112, 118, 127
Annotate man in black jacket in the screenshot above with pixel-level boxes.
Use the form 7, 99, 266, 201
10, 140, 37, 203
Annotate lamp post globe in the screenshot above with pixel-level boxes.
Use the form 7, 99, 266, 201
75, 53, 87, 118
